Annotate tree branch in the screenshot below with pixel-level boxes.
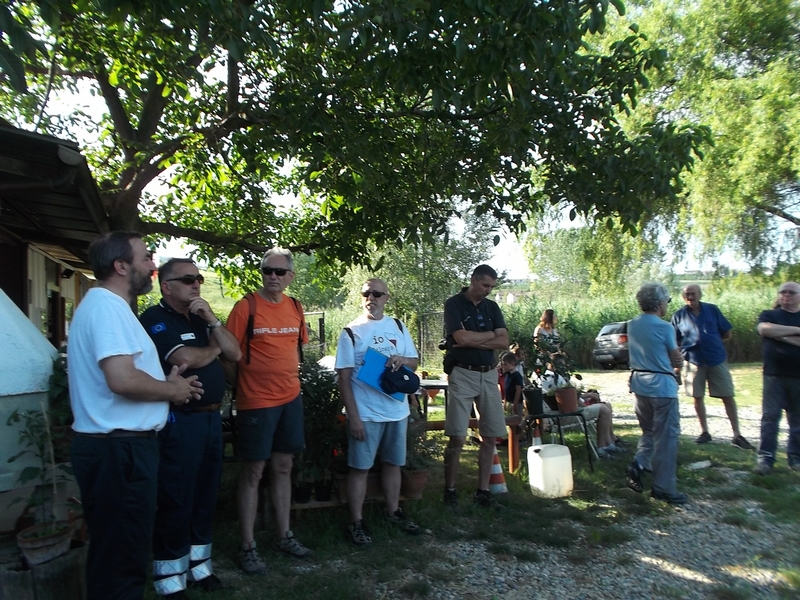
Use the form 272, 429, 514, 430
753, 202, 800, 227
94, 61, 137, 160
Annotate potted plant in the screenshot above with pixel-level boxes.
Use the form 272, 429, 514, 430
6, 400, 75, 566
47, 349, 74, 463
298, 360, 344, 502
401, 417, 442, 499
540, 352, 583, 413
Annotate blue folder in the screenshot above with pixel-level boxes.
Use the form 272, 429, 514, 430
355, 347, 407, 401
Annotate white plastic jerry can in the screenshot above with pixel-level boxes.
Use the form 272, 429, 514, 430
527, 444, 574, 498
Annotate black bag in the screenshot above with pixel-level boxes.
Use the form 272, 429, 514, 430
380, 365, 421, 395
443, 352, 457, 375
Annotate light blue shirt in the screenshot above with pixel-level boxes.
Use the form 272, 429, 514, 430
628, 313, 678, 398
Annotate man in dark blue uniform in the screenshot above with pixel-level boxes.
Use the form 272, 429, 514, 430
140, 258, 241, 598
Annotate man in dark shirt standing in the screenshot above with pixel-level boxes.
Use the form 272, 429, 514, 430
442, 265, 508, 510
754, 281, 800, 475
140, 258, 241, 597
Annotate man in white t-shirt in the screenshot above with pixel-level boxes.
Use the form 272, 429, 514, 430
335, 278, 422, 546
68, 231, 203, 600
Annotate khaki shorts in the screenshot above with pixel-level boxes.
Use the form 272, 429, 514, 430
682, 362, 735, 398
445, 367, 507, 438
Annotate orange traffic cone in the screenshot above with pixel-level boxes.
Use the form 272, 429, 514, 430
489, 446, 508, 494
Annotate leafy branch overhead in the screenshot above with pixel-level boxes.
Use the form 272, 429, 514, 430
3, 0, 709, 276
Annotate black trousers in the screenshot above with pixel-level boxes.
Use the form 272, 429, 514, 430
71, 434, 159, 600
152, 411, 223, 588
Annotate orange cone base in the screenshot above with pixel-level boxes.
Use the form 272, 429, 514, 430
489, 445, 508, 494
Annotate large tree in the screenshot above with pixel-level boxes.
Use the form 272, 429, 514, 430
1, 0, 709, 277
606, 0, 800, 267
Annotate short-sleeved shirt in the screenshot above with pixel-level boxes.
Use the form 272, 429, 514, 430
444, 288, 507, 368
628, 313, 679, 398
226, 293, 308, 410
335, 315, 417, 422
139, 300, 227, 407
671, 302, 731, 367
758, 308, 800, 378
67, 287, 168, 433
503, 370, 524, 404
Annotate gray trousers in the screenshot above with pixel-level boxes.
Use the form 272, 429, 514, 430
633, 395, 680, 495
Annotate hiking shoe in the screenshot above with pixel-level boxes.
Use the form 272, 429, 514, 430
753, 462, 772, 476
347, 520, 372, 546
274, 530, 313, 559
695, 432, 712, 444
443, 487, 459, 509
239, 543, 267, 575
597, 448, 615, 460
386, 508, 422, 535
650, 489, 688, 505
189, 573, 229, 591
731, 435, 755, 450
473, 490, 506, 511
601, 444, 626, 454
625, 460, 644, 493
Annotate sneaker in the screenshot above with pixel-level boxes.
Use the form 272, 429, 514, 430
597, 448, 615, 460
443, 487, 459, 509
347, 520, 372, 546
163, 592, 188, 600
731, 435, 755, 450
650, 489, 688, 505
695, 432, 712, 444
189, 573, 229, 591
385, 508, 422, 535
625, 460, 644, 493
614, 437, 630, 449
473, 489, 506, 511
239, 543, 267, 575
274, 530, 313, 559
601, 444, 626, 454
753, 462, 772, 476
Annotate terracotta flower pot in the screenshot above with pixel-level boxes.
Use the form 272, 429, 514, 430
17, 520, 74, 567
400, 469, 429, 499
554, 387, 579, 413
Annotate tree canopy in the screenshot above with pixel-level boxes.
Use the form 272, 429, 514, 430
2, 0, 709, 278
606, 0, 800, 268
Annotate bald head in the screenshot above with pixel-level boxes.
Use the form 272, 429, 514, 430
778, 281, 800, 313
682, 284, 702, 311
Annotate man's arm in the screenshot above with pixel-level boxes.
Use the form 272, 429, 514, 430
100, 356, 203, 404
757, 322, 800, 338
668, 347, 684, 369
336, 367, 365, 441
452, 328, 509, 349
189, 297, 243, 363
168, 345, 222, 369
720, 330, 732, 341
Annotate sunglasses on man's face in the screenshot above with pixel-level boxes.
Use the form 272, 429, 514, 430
166, 274, 204, 285
361, 290, 387, 298
262, 267, 291, 276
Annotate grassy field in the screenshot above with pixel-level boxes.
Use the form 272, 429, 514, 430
138, 362, 800, 600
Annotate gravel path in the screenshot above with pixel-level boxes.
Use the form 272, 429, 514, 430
373, 371, 799, 600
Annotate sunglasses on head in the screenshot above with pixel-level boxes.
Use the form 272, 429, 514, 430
261, 267, 291, 276
166, 274, 204, 285
361, 290, 387, 298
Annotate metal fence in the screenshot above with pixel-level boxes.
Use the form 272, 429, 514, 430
416, 311, 444, 372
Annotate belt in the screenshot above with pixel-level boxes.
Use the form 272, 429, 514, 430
454, 363, 495, 373
78, 429, 157, 439
180, 403, 222, 413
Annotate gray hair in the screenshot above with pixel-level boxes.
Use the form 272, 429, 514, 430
261, 247, 294, 271
636, 282, 670, 312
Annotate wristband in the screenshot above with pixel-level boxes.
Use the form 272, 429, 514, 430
209, 320, 223, 329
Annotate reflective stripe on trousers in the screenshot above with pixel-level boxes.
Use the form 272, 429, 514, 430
153, 554, 189, 595
188, 543, 213, 581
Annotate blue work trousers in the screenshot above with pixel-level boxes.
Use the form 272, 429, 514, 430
758, 375, 800, 467
633, 395, 680, 495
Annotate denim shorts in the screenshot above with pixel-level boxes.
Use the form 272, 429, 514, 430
347, 418, 408, 469
236, 394, 305, 461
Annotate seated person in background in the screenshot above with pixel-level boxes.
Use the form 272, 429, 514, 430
500, 352, 524, 417
539, 356, 626, 459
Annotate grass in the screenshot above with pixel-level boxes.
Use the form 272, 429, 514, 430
137, 364, 800, 599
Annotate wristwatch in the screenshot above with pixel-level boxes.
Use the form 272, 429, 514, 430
209, 320, 223, 329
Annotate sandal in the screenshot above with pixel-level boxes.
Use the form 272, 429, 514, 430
626, 460, 644, 493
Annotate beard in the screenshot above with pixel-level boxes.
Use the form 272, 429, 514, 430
129, 268, 154, 297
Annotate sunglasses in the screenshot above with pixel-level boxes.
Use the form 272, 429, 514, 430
166, 274, 204, 285
361, 290, 388, 298
261, 267, 291, 276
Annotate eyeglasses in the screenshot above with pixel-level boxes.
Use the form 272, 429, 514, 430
361, 291, 388, 298
261, 267, 291, 276
779, 290, 799, 296
166, 274, 204, 285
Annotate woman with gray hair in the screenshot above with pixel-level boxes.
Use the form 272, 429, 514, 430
625, 282, 687, 505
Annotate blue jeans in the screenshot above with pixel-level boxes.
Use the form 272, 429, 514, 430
758, 375, 800, 467
633, 395, 680, 495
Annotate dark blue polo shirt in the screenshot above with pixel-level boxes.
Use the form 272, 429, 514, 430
758, 308, 800, 378
139, 300, 227, 407
444, 288, 507, 368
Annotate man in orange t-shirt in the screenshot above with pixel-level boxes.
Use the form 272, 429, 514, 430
226, 248, 310, 574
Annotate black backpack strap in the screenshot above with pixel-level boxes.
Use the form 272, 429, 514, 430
393, 318, 403, 333
345, 327, 354, 344
244, 292, 257, 365
288, 296, 305, 364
